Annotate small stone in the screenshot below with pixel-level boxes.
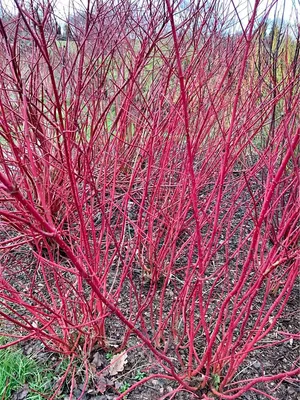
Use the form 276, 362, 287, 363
114, 381, 122, 389
74, 390, 89, 400
287, 387, 295, 395
89, 397, 103, 400
253, 360, 260, 369
25, 346, 33, 355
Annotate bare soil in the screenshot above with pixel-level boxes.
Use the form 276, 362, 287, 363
2, 253, 299, 400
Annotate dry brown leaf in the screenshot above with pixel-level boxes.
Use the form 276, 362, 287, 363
12, 385, 29, 400
109, 351, 128, 376
96, 374, 107, 394
91, 351, 104, 368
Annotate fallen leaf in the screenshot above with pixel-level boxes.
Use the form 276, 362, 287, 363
91, 351, 104, 368
96, 374, 107, 394
109, 351, 128, 376
12, 385, 29, 400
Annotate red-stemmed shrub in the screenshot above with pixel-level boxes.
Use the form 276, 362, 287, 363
0, 0, 299, 398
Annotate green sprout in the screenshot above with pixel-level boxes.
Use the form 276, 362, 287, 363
211, 373, 221, 390
134, 370, 147, 381
120, 381, 131, 394
105, 352, 113, 360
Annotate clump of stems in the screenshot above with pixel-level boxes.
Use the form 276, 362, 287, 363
0, 0, 299, 398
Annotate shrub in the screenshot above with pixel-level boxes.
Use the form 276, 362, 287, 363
0, 0, 299, 398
